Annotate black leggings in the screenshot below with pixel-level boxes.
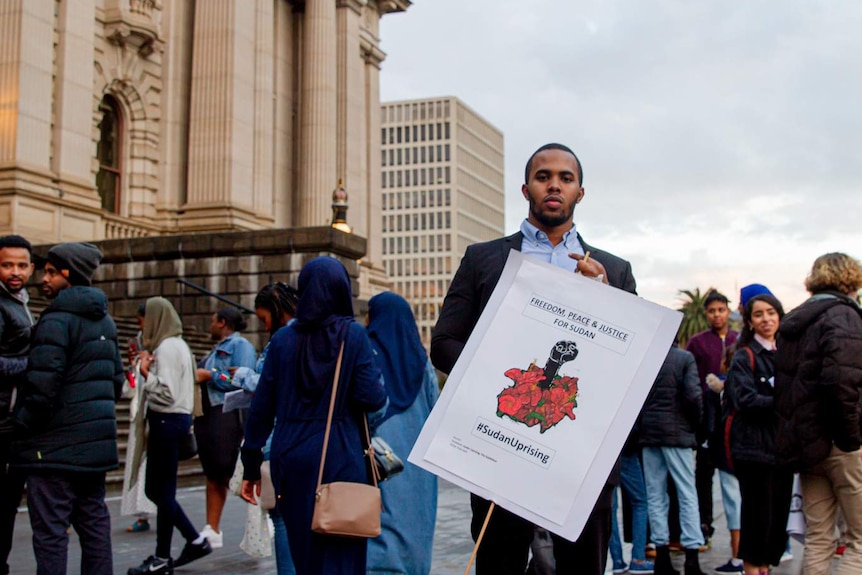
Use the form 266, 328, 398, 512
734, 461, 793, 566
146, 412, 198, 558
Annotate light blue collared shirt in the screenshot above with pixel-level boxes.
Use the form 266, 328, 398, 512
519, 219, 585, 273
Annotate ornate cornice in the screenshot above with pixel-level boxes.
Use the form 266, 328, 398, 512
337, 0, 367, 15
378, 0, 411, 15
360, 36, 386, 68
102, 1, 163, 58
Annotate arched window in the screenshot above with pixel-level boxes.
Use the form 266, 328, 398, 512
96, 95, 122, 213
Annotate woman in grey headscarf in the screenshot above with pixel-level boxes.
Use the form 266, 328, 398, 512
128, 297, 212, 575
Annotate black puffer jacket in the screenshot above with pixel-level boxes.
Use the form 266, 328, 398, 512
775, 292, 862, 471
724, 340, 777, 465
639, 347, 702, 448
11, 286, 124, 473
0, 286, 34, 421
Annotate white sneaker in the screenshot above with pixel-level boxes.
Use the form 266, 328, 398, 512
198, 524, 223, 549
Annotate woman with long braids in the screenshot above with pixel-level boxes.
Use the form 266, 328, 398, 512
232, 282, 299, 574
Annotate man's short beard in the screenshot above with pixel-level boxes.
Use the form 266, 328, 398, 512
529, 198, 574, 228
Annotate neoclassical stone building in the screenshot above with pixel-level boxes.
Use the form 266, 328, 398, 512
0, 0, 408, 293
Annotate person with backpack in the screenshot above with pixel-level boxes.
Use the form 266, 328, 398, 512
723, 293, 792, 575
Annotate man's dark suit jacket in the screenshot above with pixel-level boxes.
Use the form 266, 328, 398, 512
431, 230, 637, 375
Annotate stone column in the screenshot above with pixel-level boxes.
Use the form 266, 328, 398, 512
252, 0, 274, 220
0, 0, 54, 170
158, 0, 195, 219
362, 39, 385, 269
272, 1, 296, 228
336, 0, 365, 237
297, 0, 337, 227
52, 0, 96, 191
183, 0, 257, 230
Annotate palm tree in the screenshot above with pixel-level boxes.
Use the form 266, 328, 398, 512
676, 287, 714, 348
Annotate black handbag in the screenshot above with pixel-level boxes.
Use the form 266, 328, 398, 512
178, 429, 198, 461
370, 435, 404, 481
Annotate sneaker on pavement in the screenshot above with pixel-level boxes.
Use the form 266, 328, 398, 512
780, 549, 793, 562
714, 559, 743, 574
836, 545, 846, 557
174, 539, 212, 567
126, 519, 150, 533
198, 524, 223, 549
128, 555, 173, 575
612, 560, 629, 573
630, 559, 655, 573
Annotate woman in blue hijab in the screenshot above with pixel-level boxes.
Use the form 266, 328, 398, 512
365, 292, 439, 575
240, 257, 387, 575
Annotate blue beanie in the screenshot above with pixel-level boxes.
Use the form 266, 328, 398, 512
740, 283, 773, 308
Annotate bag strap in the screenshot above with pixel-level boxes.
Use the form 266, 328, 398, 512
743, 346, 755, 372
363, 415, 380, 487
316, 343, 345, 492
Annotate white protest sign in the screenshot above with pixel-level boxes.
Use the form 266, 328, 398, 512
409, 250, 682, 540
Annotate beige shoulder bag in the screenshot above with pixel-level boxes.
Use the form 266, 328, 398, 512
310, 343, 382, 538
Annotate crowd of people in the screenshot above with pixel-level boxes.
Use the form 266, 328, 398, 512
0, 236, 440, 575
0, 141, 859, 575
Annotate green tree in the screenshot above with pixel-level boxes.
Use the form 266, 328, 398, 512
676, 287, 714, 348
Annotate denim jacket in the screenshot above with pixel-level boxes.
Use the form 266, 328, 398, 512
200, 332, 257, 406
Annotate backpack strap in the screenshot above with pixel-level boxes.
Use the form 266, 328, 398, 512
742, 346, 755, 372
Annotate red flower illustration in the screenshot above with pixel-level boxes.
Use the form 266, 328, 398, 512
496, 364, 580, 433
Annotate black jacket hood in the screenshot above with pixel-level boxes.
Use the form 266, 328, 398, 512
44, 286, 109, 320
779, 291, 861, 339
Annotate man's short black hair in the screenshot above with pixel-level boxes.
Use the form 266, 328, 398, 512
0, 235, 32, 254
216, 307, 248, 332
703, 289, 730, 309
524, 143, 583, 186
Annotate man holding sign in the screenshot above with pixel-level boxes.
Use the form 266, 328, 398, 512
431, 143, 637, 575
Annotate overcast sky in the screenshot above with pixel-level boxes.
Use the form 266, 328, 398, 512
379, 0, 862, 310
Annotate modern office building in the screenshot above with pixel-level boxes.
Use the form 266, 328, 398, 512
380, 96, 504, 346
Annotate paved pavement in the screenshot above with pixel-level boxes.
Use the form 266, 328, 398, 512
8, 476, 817, 574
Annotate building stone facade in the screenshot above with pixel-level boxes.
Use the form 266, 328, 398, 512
0, 0, 410, 295
380, 96, 504, 346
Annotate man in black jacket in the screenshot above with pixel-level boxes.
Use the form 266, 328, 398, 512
11, 242, 124, 575
431, 143, 636, 575
0, 235, 34, 575
639, 345, 705, 575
